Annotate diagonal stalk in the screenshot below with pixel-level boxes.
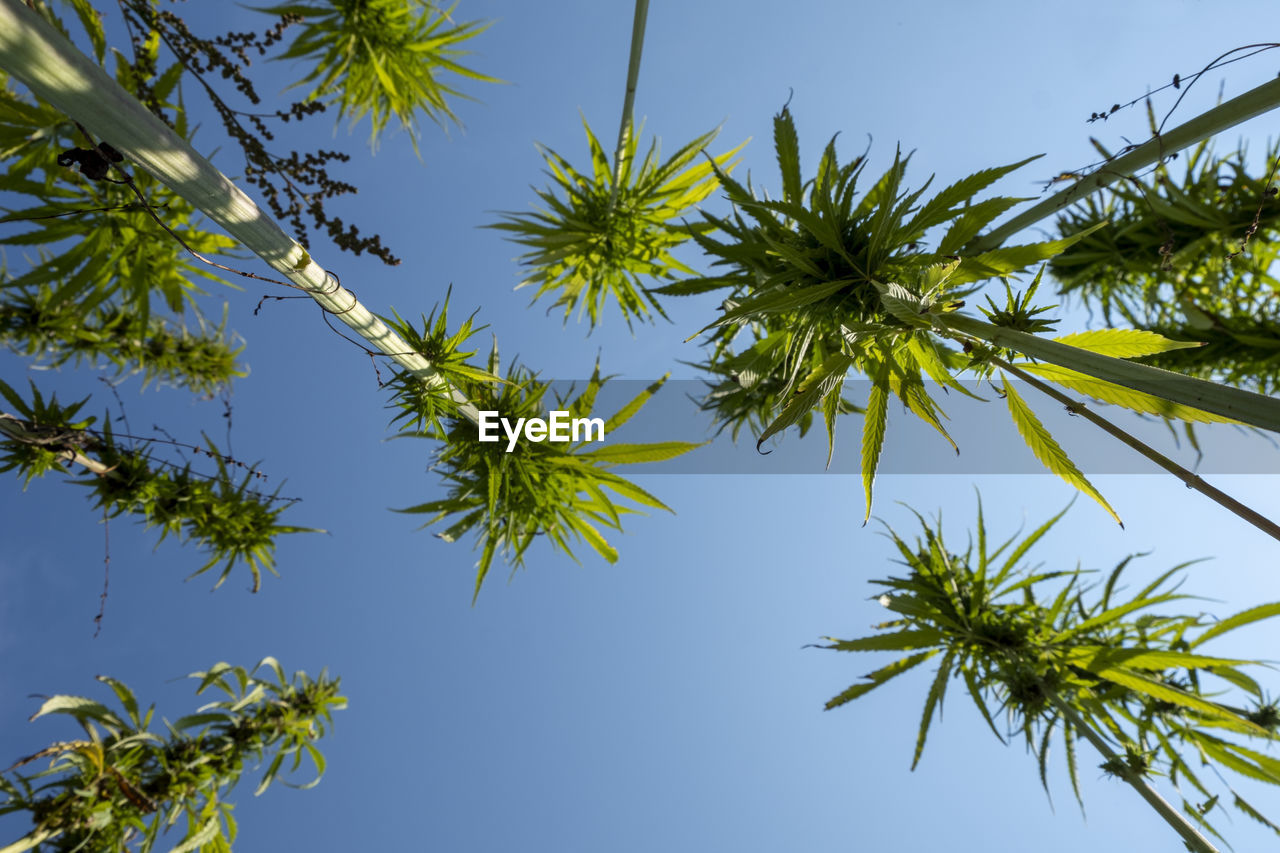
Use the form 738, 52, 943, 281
607, 0, 650, 213
0, 0, 479, 423
934, 312, 1280, 433
0, 413, 112, 475
1049, 697, 1220, 853
0, 828, 60, 853
988, 357, 1280, 543
969, 75, 1280, 251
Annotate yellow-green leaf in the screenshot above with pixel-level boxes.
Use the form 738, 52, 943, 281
1017, 362, 1235, 424
1002, 379, 1122, 526
1052, 328, 1205, 358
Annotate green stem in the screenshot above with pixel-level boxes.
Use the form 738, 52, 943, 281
1050, 699, 1219, 853
969, 76, 1280, 251
0, 0, 479, 424
0, 413, 112, 474
608, 0, 650, 212
989, 358, 1280, 543
934, 312, 1280, 432
0, 829, 60, 853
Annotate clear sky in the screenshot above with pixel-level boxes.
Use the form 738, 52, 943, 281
2, 1, 1279, 851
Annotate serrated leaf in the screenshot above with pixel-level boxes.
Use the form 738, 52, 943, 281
912, 650, 954, 770
1016, 362, 1233, 424
1063, 646, 1253, 673
756, 353, 855, 448
821, 629, 944, 652
603, 375, 668, 433
774, 105, 802, 205
1001, 379, 1121, 526
1193, 601, 1280, 649
1086, 667, 1251, 726
1232, 791, 1280, 833
875, 281, 932, 329
823, 650, 938, 711
860, 364, 890, 523
1052, 329, 1205, 359
580, 441, 703, 465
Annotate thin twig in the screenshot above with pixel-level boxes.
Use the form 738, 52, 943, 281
94, 507, 109, 638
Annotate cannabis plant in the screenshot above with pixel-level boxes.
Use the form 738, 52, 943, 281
0, 379, 316, 593
817, 501, 1280, 852
0, 658, 344, 853
666, 104, 1280, 537
0, 66, 242, 389
1052, 139, 1280, 393
389, 332, 701, 601
491, 117, 744, 329
254, 0, 498, 151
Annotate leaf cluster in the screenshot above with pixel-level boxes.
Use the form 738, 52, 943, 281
0, 19, 243, 394
253, 0, 499, 152
0, 658, 344, 853
380, 289, 500, 434
392, 341, 701, 601
0, 380, 317, 593
490, 117, 744, 329
663, 105, 1084, 480
1051, 138, 1280, 392
0, 286, 244, 396
817, 500, 1280, 843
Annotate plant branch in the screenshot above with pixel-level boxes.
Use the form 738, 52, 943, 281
608, 0, 649, 212
0, 828, 60, 853
0, 413, 112, 474
989, 356, 1280, 544
0, 0, 478, 423
934, 312, 1280, 433
1050, 698, 1220, 853
969, 75, 1280, 251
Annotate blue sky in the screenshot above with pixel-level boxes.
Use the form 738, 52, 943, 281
3, 1, 1280, 850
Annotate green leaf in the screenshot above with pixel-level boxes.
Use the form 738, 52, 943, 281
1193, 601, 1280, 649
875, 281, 932, 329
1052, 329, 1205, 359
820, 629, 944, 652
755, 352, 855, 448
912, 650, 954, 770
824, 650, 938, 711
1085, 667, 1256, 726
860, 363, 890, 523
1001, 378, 1121, 525
1016, 362, 1234, 424
29, 696, 123, 729
167, 814, 222, 853
1063, 646, 1252, 673
580, 442, 703, 465
95, 676, 141, 727
773, 104, 802, 205
603, 375, 668, 433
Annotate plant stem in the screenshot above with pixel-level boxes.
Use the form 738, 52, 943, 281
0, 828, 60, 853
934, 312, 1280, 433
1050, 698, 1220, 853
0, 0, 479, 424
988, 357, 1280, 543
608, 0, 650, 212
969, 75, 1280, 251
0, 413, 112, 474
